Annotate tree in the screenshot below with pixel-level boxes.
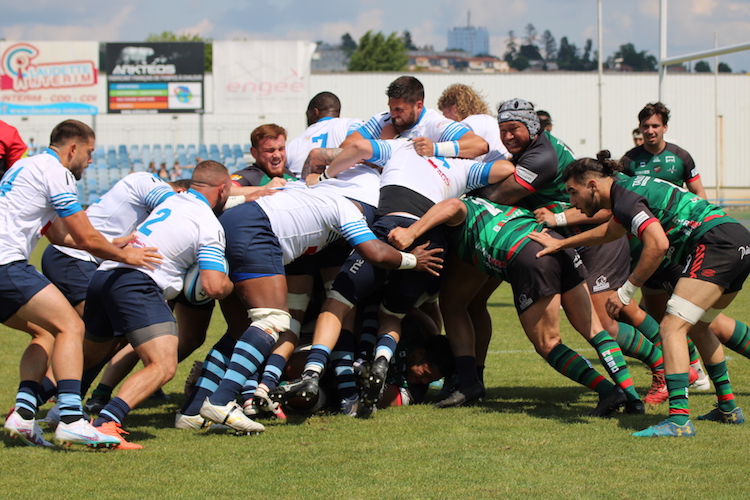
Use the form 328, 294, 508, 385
348, 31, 408, 71
524, 23, 538, 47
401, 30, 418, 51
504, 30, 518, 63
510, 54, 530, 71
718, 62, 732, 73
694, 60, 711, 72
541, 30, 557, 61
613, 43, 657, 71
519, 44, 542, 61
146, 31, 211, 72
556, 36, 580, 70
341, 33, 357, 57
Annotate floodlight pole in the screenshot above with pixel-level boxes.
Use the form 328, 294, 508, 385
658, 0, 667, 101
597, 0, 603, 151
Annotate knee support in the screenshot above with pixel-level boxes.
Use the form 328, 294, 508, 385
248, 308, 291, 342
665, 295, 705, 325
700, 307, 723, 324
287, 293, 310, 312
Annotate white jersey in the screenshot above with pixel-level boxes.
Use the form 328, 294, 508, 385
368, 139, 494, 204
286, 117, 362, 178
310, 164, 380, 208
461, 114, 509, 162
356, 108, 469, 143
56, 172, 175, 263
0, 150, 82, 265
255, 188, 376, 265
99, 189, 226, 300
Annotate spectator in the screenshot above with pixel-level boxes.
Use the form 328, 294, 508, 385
171, 161, 182, 181
158, 162, 170, 181
0, 120, 28, 178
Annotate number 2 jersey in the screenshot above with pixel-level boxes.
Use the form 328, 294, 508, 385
99, 188, 227, 299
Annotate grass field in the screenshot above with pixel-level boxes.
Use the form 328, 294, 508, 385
3, 222, 750, 499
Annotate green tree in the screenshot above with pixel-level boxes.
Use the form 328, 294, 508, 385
694, 60, 711, 72
524, 23, 538, 46
556, 36, 580, 70
341, 32, 357, 57
541, 29, 557, 61
613, 43, 657, 71
146, 31, 212, 72
510, 54, 530, 71
504, 30, 518, 63
519, 44, 542, 61
402, 30, 418, 51
348, 31, 408, 71
718, 62, 732, 73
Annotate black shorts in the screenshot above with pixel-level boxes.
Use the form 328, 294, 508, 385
643, 260, 681, 294
507, 239, 585, 314
578, 236, 631, 294
331, 215, 446, 315
41, 245, 98, 306
285, 239, 353, 276
681, 223, 750, 294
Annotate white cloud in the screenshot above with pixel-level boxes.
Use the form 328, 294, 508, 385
177, 19, 215, 39
0, 5, 136, 41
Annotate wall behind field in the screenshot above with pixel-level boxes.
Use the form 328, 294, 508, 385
4, 72, 748, 193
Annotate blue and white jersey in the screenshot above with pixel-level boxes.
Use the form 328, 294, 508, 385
461, 114, 509, 162
99, 189, 226, 299
286, 117, 363, 178
255, 187, 376, 264
310, 164, 380, 208
0, 149, 82, 265
354, 108, 469, 143
367, 139, 494, 203
56, 172, 174, 263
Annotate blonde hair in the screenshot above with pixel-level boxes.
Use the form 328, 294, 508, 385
437, 84, 490, 121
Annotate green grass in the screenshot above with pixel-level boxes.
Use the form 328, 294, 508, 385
2, 240, 750, 499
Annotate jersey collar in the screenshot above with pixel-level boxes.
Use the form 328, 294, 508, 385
317, 117, 334, 123
188, 188, 211, 207
44, 148, 60, 161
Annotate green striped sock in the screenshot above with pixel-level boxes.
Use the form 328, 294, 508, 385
547, 343, 614, 396
589, 331, 640, 402
705, 360, 736, 412
666, 372, 690, 426
615, 323, 664, 371
724, 320, 750, 359
636, 313, 661, 347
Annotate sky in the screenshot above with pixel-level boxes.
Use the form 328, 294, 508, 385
1, 0, 749, 72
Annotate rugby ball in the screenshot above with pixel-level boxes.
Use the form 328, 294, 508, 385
183, 263, 212, 305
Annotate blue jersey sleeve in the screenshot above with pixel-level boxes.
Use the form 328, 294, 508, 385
340, 219, 377, 247
466, 162, 494, 191
197, 245, 228, 272
365, 140, 393, 168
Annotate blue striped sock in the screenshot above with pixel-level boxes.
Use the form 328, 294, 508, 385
374, 334, 398, 362
332, 330, 357, 400
15, 381, 40, 419
209, 326, 274, 406
240, 372, 260, 405
94, 397, 130, 426
57, 379, 84, 424
181, 333, 235, 415
260, 353, 287, 391
304, 345, 332, 374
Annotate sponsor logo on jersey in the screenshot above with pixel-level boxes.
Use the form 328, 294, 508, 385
593, 275, 610, 292
653, 166, 662, 173
739, 245, 750, 260
665, 156, 676, 163
631, 210, 651, 235
653, 157, 661, 163
515, 166, 538, 185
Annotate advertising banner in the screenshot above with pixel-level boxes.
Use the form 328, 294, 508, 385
104, 42, 204, 114
213, 40, 316, 115
0, 41, 100, 115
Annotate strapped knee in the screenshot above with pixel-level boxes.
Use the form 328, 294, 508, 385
665, 295, 705, 325
287, 292, 310, 312
700, 307, 723, 324
247, 308, 291, 342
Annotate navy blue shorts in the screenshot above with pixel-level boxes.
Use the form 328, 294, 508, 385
0, 261, 51, 322
220, 202, 285, 282
83, 268, 175, 339
41, 245, 97, 306
331, 215, 446, 315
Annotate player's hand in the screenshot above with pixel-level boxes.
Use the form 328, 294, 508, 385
112, 232, 136, 248
411, 242, 443, 276
305, 173, 321, 186
605, 291, 625, 319
388, 226, 415, 250
122, 245, 162, 270
244, 188, 276, 203
412, 137, 435, 156
534, 207, 556, 226
266, 177, 286, 188
526, 229, 561, 258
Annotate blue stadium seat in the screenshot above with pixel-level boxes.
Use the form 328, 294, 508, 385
132, 160, 146, 172
176, 144, 186, 155
209, 144, 219, 156
187, 144, 197, 156
129, 145, 140, 161
198, 144, 208, 157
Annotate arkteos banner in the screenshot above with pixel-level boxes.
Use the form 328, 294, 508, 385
105, 42, 204, 114
0, 41, 100, 115
213, 40, 316, 115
